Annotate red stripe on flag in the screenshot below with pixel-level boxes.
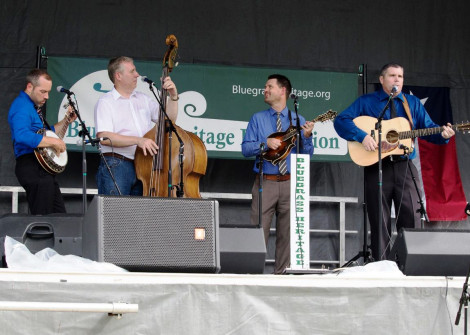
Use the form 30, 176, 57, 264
418, 137, 467, 221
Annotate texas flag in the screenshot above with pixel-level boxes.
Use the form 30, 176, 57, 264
402, 86, 467, 221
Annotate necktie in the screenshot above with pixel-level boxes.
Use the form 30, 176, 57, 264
390, 98, 397, 119
36, 106, 46, 128
276, 112, 287, 175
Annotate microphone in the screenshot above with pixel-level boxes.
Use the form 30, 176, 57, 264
398, 144, 410, 156
57, 86, 74, 95
76, 137, 108, 145
141, 76, 155, 85
290, 93, 298, 100
391, 85, 398, 96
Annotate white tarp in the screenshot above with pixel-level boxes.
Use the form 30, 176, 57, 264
0, 266, 465, 335
4, 236, 126, 273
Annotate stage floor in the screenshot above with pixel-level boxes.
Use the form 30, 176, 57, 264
0, 267, 466, 334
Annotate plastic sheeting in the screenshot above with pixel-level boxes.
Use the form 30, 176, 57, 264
0, 268, 465, 334
4, 236, 127, 273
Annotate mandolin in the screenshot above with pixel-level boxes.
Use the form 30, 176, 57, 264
262, 110, 337, 165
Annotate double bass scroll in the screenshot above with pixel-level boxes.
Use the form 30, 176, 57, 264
134, 34, 207, 198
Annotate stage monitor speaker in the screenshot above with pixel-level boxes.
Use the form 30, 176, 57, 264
388, 228, 470, 276
83, 195, 220, 273
0, 213, 83, 267
219, 227, 266, 274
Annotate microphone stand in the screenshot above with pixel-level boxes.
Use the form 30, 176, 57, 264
293, 96, 301, 155
258, 142, 265, 229
292, 96, 304, 267
375, 90, 395, 260
97, 146, 122, 196
146, 82, 185, 197
455, 264, 469, 334
343, 64, 374, 267
401, 145, 429, 228
65, 94, 94, 214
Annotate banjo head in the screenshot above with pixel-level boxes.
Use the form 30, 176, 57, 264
35, 130, 68, 174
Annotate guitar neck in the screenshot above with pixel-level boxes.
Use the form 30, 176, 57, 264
399, 124, 458, 140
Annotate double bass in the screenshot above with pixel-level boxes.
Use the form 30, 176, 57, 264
135, 35, 207, 198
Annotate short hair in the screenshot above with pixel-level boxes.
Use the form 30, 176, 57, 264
268, 74, 292, 99
108, 56, 134, 83
26, 69, 51, 87
379, 63, 404, 77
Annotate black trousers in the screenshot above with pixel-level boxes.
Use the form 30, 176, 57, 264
364, 158, 421, 261
15, 153, 66, 215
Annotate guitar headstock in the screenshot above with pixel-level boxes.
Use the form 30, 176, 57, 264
313, 110, 338, 123
456, 121, 470, 134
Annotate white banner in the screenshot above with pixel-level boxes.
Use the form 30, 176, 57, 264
289, 154, 310, 270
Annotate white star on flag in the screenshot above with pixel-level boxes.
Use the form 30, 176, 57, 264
409, 90, 428, 105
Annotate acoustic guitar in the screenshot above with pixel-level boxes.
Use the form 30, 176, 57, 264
348, 116, 470, 166
262, 110, 337, 165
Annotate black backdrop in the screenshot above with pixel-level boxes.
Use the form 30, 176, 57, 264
1, 0, 470, 268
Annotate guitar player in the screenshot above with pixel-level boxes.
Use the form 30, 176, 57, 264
242, 74, 315, 274
333, 63, 455, 261
8, 69, 76, 215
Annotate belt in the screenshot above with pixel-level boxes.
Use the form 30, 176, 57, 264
102, 152, 133, 162
388, 155, 408, 162
261, 174, 290, 182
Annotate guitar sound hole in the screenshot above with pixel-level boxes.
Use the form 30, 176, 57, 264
386, 130, 399, 144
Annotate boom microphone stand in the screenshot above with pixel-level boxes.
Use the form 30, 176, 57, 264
375, 86, 397, 260
64, 93, 95, 213
401, 145, 429, 228
343, 64, 374, 267
455, 264, 469, 334
145, 81, 185, 197
258, 143, 265, 229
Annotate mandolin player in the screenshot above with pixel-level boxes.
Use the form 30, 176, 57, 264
333, 63, 455, 261
242, 74, 315, 274
8, 69, 77, 214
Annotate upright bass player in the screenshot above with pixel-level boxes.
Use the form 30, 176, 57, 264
94, 56, 179, 195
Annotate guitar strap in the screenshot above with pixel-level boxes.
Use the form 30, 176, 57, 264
401, 94, 416, 152
401, 95, 414, 129
36, 106, 52, 130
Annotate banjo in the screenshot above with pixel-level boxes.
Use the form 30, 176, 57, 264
34, 108, 74, 174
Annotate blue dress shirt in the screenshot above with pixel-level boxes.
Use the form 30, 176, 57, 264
8, 91, 53, 158
242, 106, 314, 174
333, 89, 449, 159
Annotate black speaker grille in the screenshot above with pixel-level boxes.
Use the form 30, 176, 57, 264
98, 197, 218, 272
389, 228, 470, 276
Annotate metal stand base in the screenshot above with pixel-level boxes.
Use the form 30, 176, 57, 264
284, 268, 332, 275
